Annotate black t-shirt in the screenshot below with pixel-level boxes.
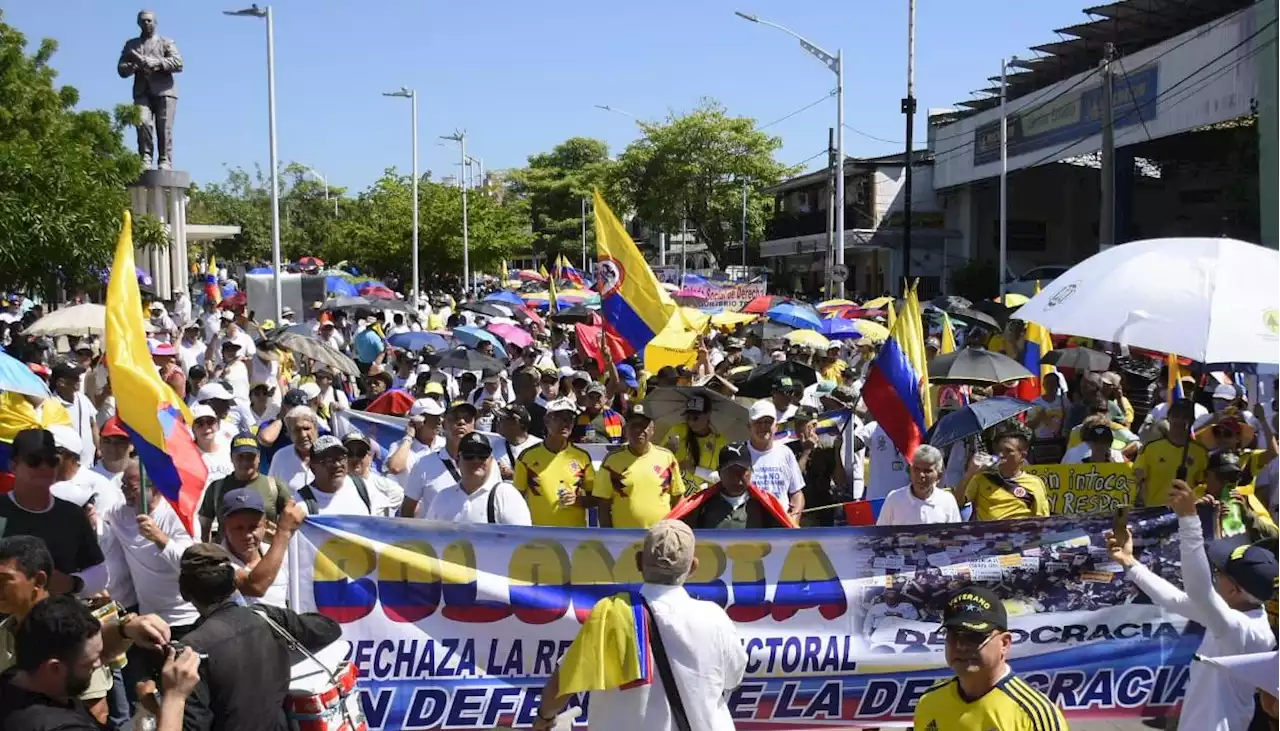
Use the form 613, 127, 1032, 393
524, 401, 548, 439
0, 494, 104, 578
0, 669, 100, 730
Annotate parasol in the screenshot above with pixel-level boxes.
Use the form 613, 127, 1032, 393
927, 349, 1033, 384
642, 386, 751, 442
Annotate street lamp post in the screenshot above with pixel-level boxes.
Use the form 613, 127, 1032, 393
298, 165, 337, 216
442, 131, 471, 296
735, 10, 844, 298
383, 88, 419, 310
224, 4, 282, 320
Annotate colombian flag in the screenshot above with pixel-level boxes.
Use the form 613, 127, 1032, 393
1015, 282, 1054, 402
1167, 353, 1189, 406
106, 212, 207, 534
940, 312, 958, 354
558, 254, 587, 287
863, 282, 930, 460
557, 592, 653, 694
593, 191, 675, 356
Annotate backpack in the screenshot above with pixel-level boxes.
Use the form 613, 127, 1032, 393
298, 474, 372, 515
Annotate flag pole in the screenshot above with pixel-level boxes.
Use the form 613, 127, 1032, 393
137, 461, 149, 517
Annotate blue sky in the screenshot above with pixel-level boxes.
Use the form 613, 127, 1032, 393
7, 1, 1087, 192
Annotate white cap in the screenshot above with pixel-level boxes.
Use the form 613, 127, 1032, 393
748, 400, 778, 422
190, 404, 217, 421
558, 366, 576, 378
1212, 383, 1239, 401
299, 382, 322, 401
409, 398, 446, 418
48, 425, 82, 456
50, 480, 94, 507
196, 382, 235, 402
545, 397, 580, 415
415, 363, 432, 375
220, 310, 234, 321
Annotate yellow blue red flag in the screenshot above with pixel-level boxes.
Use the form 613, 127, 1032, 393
592, 191, 675, 354
106, 212, 207, 533
1015, 281, 1055, 402
557, 592, 652, 694
863, 283, 930, 459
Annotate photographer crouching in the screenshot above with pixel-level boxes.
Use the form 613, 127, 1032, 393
170, 543, 340, 731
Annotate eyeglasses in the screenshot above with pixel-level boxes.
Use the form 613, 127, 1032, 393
942, 627, 1001, 649
21, 453, 60, 469
459, 451, 491, 462
314, 455, 346, 466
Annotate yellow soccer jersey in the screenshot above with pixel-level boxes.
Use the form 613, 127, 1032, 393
514, 443, 594, 527
964, 471, 1050, 521
593, 445, 685, 529
914, 674, 1066, 731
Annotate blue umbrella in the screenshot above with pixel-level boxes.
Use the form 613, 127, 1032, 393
388, 331, 449, 353
248, 267, 274, 275
325, 276, 359, 297
453, 326, 508, 360
927, 396, 1035, 449
0, 350, 50, 399
484, 291, 526, 307
820, 318, 865, 341
766, 302, 821, 331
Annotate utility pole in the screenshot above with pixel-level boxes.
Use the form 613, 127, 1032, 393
1099, 42, 1116, 250
679, 213, 688, 285
825, 127, 837, 297
901, 0, 917, 291
999, 57, 1010, 299
580, 197, 588, 271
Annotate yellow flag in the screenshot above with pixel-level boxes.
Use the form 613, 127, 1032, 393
901, 282, 933, 427
940, 312, 958, 354
887, 300, 896, 331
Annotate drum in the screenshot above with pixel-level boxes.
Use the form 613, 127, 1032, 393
286, 640, 366, 731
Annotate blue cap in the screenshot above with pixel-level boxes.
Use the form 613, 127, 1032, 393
616, 363, 639, 388
1207, 538, 1279, 602
220, 487, 265, 517
230, 431, 260, 455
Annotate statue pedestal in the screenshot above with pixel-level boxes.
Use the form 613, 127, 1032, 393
128, 169, 191, 301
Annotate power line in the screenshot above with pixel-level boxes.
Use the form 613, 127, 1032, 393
789, 149, 829, 168
843, 124, 902, 145
1114, 57, 1154, 143
760, 91, 836, 130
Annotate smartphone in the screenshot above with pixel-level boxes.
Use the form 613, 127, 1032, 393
1113, 506, 1130, 546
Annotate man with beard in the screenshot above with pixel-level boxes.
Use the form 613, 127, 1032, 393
913, 585, 1064, 730
0, 595, 198, 731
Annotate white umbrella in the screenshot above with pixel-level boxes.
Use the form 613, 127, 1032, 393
23, 304, 106, 337
1012, 238, 1279, 364
1195, 651, 1279, 696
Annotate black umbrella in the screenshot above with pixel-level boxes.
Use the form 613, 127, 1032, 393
1043, 347, 1112, 372
549, 304, 596, 325
459, 301, 509, 319
743, 321, 795, 341
940, 305, 1000, 331
729, 361, 818, 399
972, 300, 1015, 329
322, 295, 372, 311
930, 295, 972, 311
425, 347, 507, 376
927, 396, 1035, 448
927, 349, 1033, 384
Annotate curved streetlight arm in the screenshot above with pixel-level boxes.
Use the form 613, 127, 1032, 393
734, 10, 837, 73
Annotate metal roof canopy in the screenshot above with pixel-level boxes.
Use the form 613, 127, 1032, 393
948, 0, 1251, 117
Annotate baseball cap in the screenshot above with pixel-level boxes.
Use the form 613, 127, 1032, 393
748, 400, 778, 422
496, 404, 530, 425
422, 381, 446, 397
1208, 450, 1244, 474
717, 443, 752, 471
572, 370, 591, 384
342, 431, 371, 450
616, 364, 639, 388
624, 402, 652, 422
220, 339, 242, 352
100, 416, 128, 439
196, 382, 235, 403
298, 382, 322, 402
943, 585, 1008, 633
190, 404, 218, 423
447, 401, 479, 420
180, 543, 235, 583
726, 337, 745, 350
792, 406, 818, 425
220, 487, 266, 518
584, 382, 607, 397
1207, 538, 1280, 602
149, 341, 177, 357
458, 431, 493, 460
282, 388, 310, 409
230, 431, 260, 456
10, 429, 57, 464
50, 359, 84, 381
642, 520, 695, 582
48, 425, 82, 457
309, 434, 347, 459
546, 397, 579, 415
1213, 383, 1241, 401
409, 398, 446, 418
1082, 422, 1113, 444
685, 395, 712, 415
539, 368, 559, 383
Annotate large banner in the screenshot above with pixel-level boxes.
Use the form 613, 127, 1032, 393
689, 282, 768, 309
296, 509, 1197, 729
1029, 463, 1136, 515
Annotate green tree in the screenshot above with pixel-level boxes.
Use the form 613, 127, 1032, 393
187, 166, 274, 264
0, 13, 153, 295
509, 137, 615, 262
610, 99, 798, 266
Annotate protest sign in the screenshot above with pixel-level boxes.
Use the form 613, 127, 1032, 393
295, 509, 1194, 729
1031, 462, 1136, 515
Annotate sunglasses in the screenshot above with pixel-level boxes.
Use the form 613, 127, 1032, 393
943, 627, 1001, 648
346, 447, 371, 460
459, 450, 491, 462
21, 452, 60, 469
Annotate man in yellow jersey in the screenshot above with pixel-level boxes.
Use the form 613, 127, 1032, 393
957, 428, 1050, 521
593, 403, 685, 529
914, 584, 1065, 731
514, 398, 594, 527
1135, 399, 1208, 507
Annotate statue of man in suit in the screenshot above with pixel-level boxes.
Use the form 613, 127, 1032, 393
118, 10, 183, 170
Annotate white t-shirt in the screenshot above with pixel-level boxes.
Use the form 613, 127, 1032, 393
100, 500, 200, 627
1061, 444, 1125, 464
57, 392, 98, 467
294, 476, 372, 517
356, 471, 404, 517
227, 543, 289, 608
224, 360, 250, 401
423, 470, 532, 526
178, 339, 206, 376
876, 485, 962, 526
403, 449, 463, 517
1030, 394, 1070, 439
393, 434, 446, 489
267, 446, 313, 492
746, 441, 804, 504
864, 422, 906, 501
201, 446, 234, 486
495, 435, 542, 472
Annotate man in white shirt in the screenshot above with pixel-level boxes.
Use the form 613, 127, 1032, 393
744, 400, 805, 522
48, 425, 124, 519
401, 402, 480, 518
343, 432, 403, 517
218, 487, 304, 607
877, 444, 962, 526
1062, 421, 1127, 464
294, 435, 373, 516
533, 520, 746, 731
493, 404, 542, 479
220, 340, 250, 401
49, 359, 97, 467
267, 406, 319, 492
1110, 480, 1276, 731
385, 398, 447, 489
424, 432, 531, 525
863, 421, 907, 501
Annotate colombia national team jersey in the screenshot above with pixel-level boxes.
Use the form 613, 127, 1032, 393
914, 673, 1066, 731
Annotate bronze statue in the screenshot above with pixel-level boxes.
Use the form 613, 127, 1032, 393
117, 10, 182, 170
